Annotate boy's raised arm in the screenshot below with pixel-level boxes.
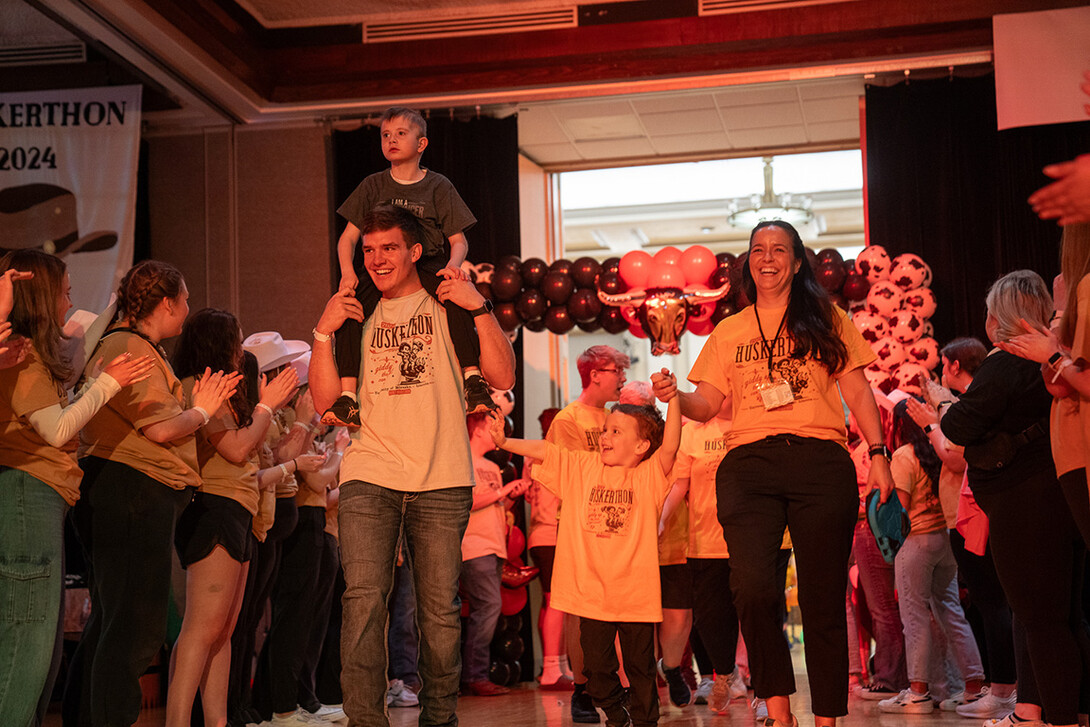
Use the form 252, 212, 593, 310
652, 368, 682, 476
336, 222, 361, 291
488, 410, 548, 461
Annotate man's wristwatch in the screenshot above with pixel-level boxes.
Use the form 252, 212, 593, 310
1048, 351, 1064, 367
470, 299, 495, 318
924, 423, 937, 434
868, 443, 892, 460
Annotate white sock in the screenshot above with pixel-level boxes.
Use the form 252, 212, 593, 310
540, 655, 563, 683
340, 390, 357, 401
463, 366, 481, 380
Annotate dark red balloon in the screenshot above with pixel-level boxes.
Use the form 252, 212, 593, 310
576, 318, 601, 333
816, 260, 847, 294
601, 257, 621, 276
520, 258, 548, 288
710, 267, 731, 290
842, 272, 870, 301
571, 257, 601, 288
599, 306, 628, 334
597, 271, 627, 295
494, 302, 521, 331
843, 258, 855, 273
497, 255, 522, 273
475, 282, 493, 301
523, 317, 546, 333
549, 259, 573, 276
817, 248, 844, 266
715, 252, 736, 269
712, 298, 736, 324
516, 289, 547, 321
544, 305, 575, 334
567, 288, 602, 322
491, 269, 523, 302
541, 271, 574, 305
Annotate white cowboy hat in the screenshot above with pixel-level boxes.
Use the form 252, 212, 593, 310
289, 350, 311, 385
243, 331, 309, 373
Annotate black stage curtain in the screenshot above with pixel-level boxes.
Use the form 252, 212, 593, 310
865, 75, 1090, 344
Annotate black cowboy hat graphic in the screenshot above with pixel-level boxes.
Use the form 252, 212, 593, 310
0, 183, 118, 256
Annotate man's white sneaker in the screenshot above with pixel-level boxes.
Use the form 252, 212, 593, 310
311, 703, 346, 721
693, 676, 714, 705
265, 709, 327, 726
386, 679, 420, 708
983, 715, 1045, 727
878, 688, 935, 714
957, 689, 1017, 719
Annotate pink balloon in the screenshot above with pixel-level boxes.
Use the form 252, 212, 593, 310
687, 317, 715, 336
686, 283, 715, 322
619, 251, 653, 289
653, 247, 682, 267
628, 321, 648, 338
648, 262, 686, 289
680, 245, 718, 286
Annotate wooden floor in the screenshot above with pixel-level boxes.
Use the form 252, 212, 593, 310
43, 649, 984, 726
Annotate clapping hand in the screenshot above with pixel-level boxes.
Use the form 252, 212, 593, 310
100, 352, 156, 387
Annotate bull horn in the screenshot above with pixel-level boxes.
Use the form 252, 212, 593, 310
597, 289, 647, 307
681, 282, 731, 300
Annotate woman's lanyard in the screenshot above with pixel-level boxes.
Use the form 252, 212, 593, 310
754, 307, 788, 383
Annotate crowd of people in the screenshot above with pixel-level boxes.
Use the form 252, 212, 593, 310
1, 100, 1090, 727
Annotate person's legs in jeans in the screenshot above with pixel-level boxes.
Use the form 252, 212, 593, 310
388, 545, 420, 690
895, 535, 935, 688
459, 554, 503, 685
928, 534, 984, 688
339, 482, 404, 726
403, 486, 472, 727
0, 471, 67, 727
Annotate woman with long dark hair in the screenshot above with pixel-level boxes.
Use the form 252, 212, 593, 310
652, 220, 892, 727
166, 308, 300, 727
65, 260, 240, 727
877, 399, 984, 713
0, 250, 152, 726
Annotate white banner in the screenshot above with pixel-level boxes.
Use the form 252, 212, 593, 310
0, 85, 142, 313
994, 7, 1090, 130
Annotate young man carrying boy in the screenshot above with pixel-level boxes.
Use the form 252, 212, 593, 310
325, 106, 495, 429
489, 369, 681, 727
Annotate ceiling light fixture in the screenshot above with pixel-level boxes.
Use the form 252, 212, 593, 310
727, 156, 813, 229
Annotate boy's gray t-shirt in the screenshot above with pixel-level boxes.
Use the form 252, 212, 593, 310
337, 169, 477, 259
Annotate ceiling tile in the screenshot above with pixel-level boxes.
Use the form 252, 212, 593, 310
719, 101, 803, 129
640, 108, 723, 136
650, 131, 732, 155
729, 125, 808, 149
572, 137, 656, 159
561, 115, 644, 141
516, 107, 571, 144
520, 142, 582, 165
802, 97, 859, 123
806, 120, 861, 142
631, 93, 716, 114
713, 84, 799, 107
549, 99, 637, 120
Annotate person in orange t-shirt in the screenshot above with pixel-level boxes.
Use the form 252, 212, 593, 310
491, 371, 680, 727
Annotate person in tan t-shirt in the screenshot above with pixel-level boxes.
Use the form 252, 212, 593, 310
0, 251, 151, 727
166, 308, 301, 727
66, 260, 239, 727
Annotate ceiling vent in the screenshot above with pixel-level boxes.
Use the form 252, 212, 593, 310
700, 0, 856, 14
0, 41, 86, 68
364, 8, 576, 43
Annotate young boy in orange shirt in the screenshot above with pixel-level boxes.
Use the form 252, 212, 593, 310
488, 369, 681, 727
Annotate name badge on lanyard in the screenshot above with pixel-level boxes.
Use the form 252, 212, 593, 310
754, 307, 794, 411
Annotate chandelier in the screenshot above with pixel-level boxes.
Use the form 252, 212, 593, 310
727, 156, 813, 229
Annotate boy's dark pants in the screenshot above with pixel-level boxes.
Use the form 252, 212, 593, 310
335, 255, 481, 378
580, 617, 658, 727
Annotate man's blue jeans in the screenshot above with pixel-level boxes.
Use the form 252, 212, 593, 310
339, 481, 471, 727
459, 554, 502, 684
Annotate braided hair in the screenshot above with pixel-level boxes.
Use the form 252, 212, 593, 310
115, 260, 185, 325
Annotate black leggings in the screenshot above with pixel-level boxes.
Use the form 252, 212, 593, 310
973, 468, 1090, 725
717, 436, 856, 718
334, 254, 480, 378
948, 530, 1016, 683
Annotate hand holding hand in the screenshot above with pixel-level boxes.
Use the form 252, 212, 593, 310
316, 289, 363, 339
435, 278, 485, 311
339, 271, 359, 294
487, 410, 507, 448
504, 477, 531, 499
259, 367, 300, 412
294, 452, 327, 473
650, 368, 678, 402
436, 264, 468, 282
102, 353, 156, 387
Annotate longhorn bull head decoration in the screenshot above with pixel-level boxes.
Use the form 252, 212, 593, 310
598, 283, 731, 355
